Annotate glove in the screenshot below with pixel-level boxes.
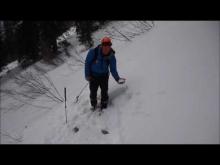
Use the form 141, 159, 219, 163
117, 78, 126, 84
86, 76, 93, 82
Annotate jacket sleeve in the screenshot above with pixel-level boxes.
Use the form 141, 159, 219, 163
109, 54, 120, 82
85, 49, 94, 79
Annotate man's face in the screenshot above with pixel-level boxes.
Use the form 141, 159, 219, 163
102, 44, 111, 55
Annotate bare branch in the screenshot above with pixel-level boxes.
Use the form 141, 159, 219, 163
0, 130, 23, 143
1, 89, 52, 109
12, 70, 64, 104
42, 73, 64, 102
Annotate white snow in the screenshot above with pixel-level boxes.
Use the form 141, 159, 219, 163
0, 21, 219, 144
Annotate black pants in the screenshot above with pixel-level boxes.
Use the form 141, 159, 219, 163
89, 75, 109, 107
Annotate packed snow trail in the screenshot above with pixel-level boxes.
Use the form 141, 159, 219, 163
1, 21, 219, 144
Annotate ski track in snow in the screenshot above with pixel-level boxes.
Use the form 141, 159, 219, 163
48, 87, 127, 144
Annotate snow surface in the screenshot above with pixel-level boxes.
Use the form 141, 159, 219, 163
0, 21, 219, 144
0, 60, 19, 77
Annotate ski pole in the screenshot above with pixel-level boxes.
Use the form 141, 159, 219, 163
64, 87, 67, 124
74, 82, 89, 103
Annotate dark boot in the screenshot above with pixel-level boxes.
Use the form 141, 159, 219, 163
101, 102, 108, 110
90, 105, 96, 111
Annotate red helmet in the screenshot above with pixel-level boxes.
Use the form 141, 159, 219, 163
101, 37, 112, 46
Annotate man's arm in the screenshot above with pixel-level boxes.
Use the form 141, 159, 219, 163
109, 54, 120, 82
85, 49, 94, 80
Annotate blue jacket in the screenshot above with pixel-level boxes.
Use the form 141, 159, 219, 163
85, 46, 120, 82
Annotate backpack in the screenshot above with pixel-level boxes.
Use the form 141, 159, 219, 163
93, 44, 115, 66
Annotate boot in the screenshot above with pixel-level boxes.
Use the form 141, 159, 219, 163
90, 105, 96, 111
100, 103, 107, 110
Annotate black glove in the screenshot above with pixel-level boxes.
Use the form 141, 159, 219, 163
86, 76, 93, 82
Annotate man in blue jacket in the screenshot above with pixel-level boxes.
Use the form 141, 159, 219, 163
85, 37, 125, 111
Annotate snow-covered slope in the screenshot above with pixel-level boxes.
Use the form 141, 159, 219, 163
1, 21, 219, 144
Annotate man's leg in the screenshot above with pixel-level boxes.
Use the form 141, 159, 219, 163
89, 78, 99, 108
100, 75, 109, 109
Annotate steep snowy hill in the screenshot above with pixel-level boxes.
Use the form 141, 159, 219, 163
1, 21, 219, 144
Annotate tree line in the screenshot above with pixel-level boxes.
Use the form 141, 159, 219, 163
0, 21, 108, 71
